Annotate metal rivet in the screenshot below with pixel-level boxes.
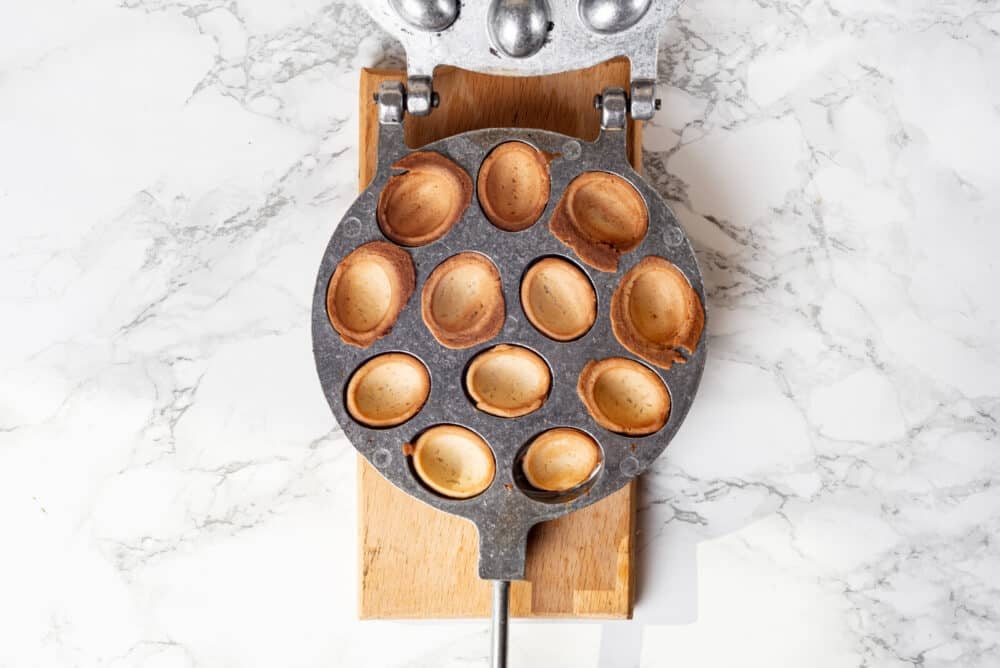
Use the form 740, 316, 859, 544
620, 456, 641, 477
373, 448, 392, 468
341, 216, 362, 237
663, 226, 684, 247
561, 140, 582, 160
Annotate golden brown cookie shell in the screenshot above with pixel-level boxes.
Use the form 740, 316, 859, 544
326, 241, 415, 348
578, 357, 670, 435
409, 425, 496, 499
421, 253, 505, 350
466, 344, 551, 418
378, 152, 473, 247
520, 257, 597, 341
346, 353, 430, 427
477, 142, 551, 232
610, 256, 704, 369
549, 171, 648, 272
522, 428, 601, 492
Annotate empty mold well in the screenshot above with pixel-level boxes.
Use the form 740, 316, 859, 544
377, 151, 473, 246
326, 241, 415, 348
520, 256, 597, 341
345, 353, 430, 428
520, 428, 602, 493
578, 357, 669, 436
611, 256, 704, 369
407, 425, 496, 499
421, 252, 505, 349
549, 171, 648, 272
477, 141, 552, 232
465, 344, 551, 418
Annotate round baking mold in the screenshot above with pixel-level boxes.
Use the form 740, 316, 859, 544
312, 126, 706, 578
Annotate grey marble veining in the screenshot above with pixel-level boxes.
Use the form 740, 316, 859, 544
0, 1, 997, 667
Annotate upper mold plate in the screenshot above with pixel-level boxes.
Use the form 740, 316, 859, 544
360, 0, 683, 118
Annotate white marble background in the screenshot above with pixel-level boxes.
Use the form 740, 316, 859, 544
1, 0, 998, 666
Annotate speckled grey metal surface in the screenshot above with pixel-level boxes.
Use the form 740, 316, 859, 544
311, 118, 706, 580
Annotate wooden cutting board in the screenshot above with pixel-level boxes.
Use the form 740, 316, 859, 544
357, 61, 641, 619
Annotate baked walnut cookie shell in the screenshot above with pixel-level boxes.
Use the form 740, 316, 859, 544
345, 353, 430, 428
477, 142, 552, 232
520, 257, 596, 342
610, 256, 705, 369
549, 171, 648, 272
421, 252, 505, 350
465, 344, 551, 418
408, 425, 496, 499
578, 357, 670, 436
521, 428, 601, 492
326, 241, 415, 348
377, 151, 473, 247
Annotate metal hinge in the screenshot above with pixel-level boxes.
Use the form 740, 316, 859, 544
380, 81, 658, 126
373, 78, 439, 120
594, 85, 661, 129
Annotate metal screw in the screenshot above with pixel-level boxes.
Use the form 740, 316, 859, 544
654, 98, 662, 111
593, 94, 603, 109
431, 92, 440, 108
373, 92, 379, 104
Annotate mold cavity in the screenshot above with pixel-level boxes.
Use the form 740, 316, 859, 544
326, 241, 415, 348
345, 353, 430, 428
408, 425, 496, 499
465, 344, 551, 417
421, 253, 505, 349
520, 428, 601, 493
520, 256, 596, 341
578, 357, 669, 435
377, 151, 472, 246
477, 142, 551, 231
549, 171, 648, 272
611, 256, 705, 369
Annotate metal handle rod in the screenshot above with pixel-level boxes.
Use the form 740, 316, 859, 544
491, 580, 510, 668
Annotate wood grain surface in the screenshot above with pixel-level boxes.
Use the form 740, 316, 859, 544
356, 62, 641, 619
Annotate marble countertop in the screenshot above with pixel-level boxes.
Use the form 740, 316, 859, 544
2, 1, 998, 666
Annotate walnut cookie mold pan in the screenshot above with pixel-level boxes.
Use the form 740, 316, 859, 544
311, 102, 706, 581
